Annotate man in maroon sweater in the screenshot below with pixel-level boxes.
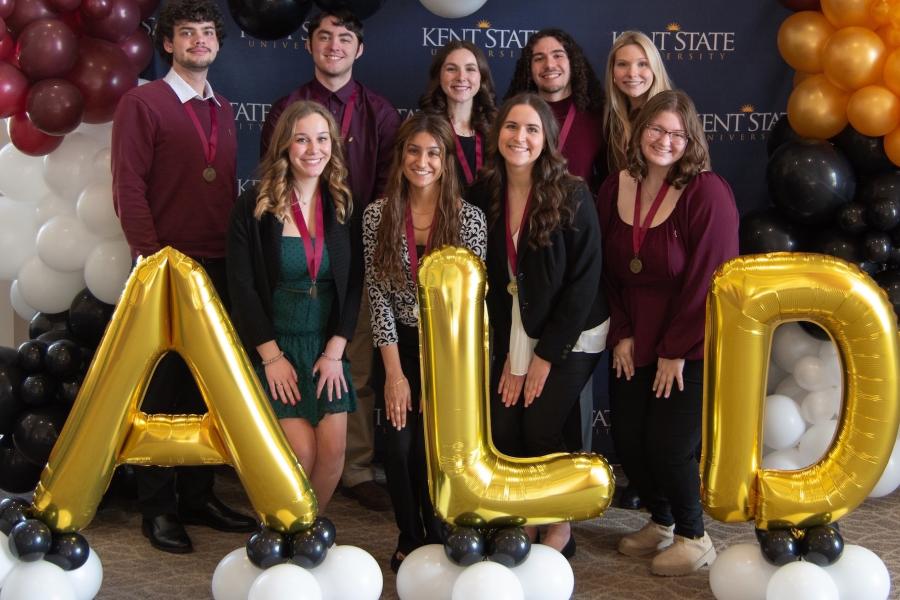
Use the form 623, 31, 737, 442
111, 0, 255, 554
260, 9, 400, 513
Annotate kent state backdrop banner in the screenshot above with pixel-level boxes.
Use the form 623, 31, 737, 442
143, 0, 794, 456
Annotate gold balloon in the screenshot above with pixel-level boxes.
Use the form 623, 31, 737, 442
883, 125, 900, 165
417, 247, 614, 526
701, 253, 900, 530
847, 84, 900, 135
778, 11, 836, 74
823, 26, 887, 91
882, 48, 900, 96
875, 24, 900, 47
787, 74, 851, 138
822, 0, 878, 28
793, 71, 815, 87
31, 248, 316, 533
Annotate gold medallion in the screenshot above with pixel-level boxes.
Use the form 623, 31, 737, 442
507, 281, 518, 295
309, 284, 317, 299
629, 257, 643, 274
202, 166, 217, 183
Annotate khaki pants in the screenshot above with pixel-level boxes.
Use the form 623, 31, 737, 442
342, 293, 376, 487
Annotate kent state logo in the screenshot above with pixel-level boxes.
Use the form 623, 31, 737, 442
613, 22, 736, 62
698, 105, 786, 143
230, 101, 272, 131
238, 21, 310, 50
422, 19, 538, 59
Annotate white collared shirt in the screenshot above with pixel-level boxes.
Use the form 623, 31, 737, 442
163, 68, 221, 106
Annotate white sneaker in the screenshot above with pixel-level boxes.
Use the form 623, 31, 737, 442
650, 532, 717, 576
617, 521, 675, 557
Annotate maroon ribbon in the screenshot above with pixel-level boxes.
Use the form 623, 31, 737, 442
632, 180, 671, 259
557, 102, 576, 151
452, 130, 482, 185
290, 188, 325, 285
183, 99, 218, 167
505, 186, 533, 277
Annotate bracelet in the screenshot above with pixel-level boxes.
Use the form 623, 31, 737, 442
320, 352, 341, 362
261, 351, 284, 366
391, 377, 407, 387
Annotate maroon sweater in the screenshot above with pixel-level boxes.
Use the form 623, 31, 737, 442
548, 96, 606, 191
112, 80, 237, 259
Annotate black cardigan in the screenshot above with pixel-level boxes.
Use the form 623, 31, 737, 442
471, 179, 608, 365
226, 185, 363, 357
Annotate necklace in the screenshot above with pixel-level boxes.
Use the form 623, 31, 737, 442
412, 221, 433, 231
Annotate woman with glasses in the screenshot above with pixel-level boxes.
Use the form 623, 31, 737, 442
596, 90, 738, 576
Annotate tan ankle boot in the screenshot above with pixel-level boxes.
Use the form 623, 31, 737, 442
650, 532, 716, 576
617, 521, 675, 557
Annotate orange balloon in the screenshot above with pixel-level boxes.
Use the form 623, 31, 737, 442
793, 71, 815, 87
823, 26, 887, 90
871, 0, 891, 26
875, 24, 900, 47
883, 125, 900, 165
787, 74, 851, 138
821, 0, 878, 28
847, 85, 900, 135
779, 12, 837, 73
883, 48, 900, 95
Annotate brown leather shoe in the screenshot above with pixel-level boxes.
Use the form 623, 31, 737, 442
342, 481, 392, 511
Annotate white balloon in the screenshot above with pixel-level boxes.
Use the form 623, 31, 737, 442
817, 342, 841, 387
92, 147, 111, 182
451, 562, 523, 600
66, 548, 103, 600
709, 543, 778, 600
211, 547, 264, 600
766, 360, 787, 395
0, 144, 52, 201
774, 375, 805, 402
36, 215, 100, 272
823, 545, 890, 600
0, 196, 38, 280
763, 395, 806, 451
17, 256, 85, 314
793, 356, 832, 392
772, 322, 820, 373
761, 448, 803, 471
396, 544, 464, 600
74, 121, 112, 145
869, 435, 900, 497
248, 563, 322, 600
799, 388, 840, 425
766, 561, 838, 600
0, 561, 77, 600
0, 120, 9, 147
509, 544, 573, 600
309, 545, 382, 600
42, 133, 104, 202
0, 532, 15, 587
84, 240, 131, 305
796, 420, 838, 467
418, 0, 488, 18
9, 280, 36, 321
35, 191, 77, 226
76, 180, 122, 238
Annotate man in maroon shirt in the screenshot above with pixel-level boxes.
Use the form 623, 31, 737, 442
112, 0, 255, 554
260, 9, 400, 512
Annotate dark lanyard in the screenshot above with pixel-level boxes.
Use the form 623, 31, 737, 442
630, 180, 670, 273
505, 186, 533, 277
405, 202, 435, 286
290, 188, 325, 292
452, 130, 482, 184
557, 103, 576, 151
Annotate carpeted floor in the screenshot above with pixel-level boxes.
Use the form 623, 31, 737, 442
78, 468, 900, 599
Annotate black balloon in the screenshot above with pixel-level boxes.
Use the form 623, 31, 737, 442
12, 407, 65, 466
755, 528, 801, 566
811, 228, 863, 263
9, 518, 52, 561
875, 269, 900, 318
0, 363, 24, 435
44, 340, 80, 379
739, 208, 804, 254
290, 528, 327, 568
767, 140, 856, 226
28, 311, 68, 339
0, 498, 30, 534
867, 198, 900, 232
228, 0, 312, 41
837, 202, 868, 235
831, 126, 895, 176
0, 346, 17, 366
309, 516, 336, 548
767, 117, 804, 157
17, 340, 47, 373
857, 172, 900, 231
44, 531, 90, 570
68, 289, 114, 349
313, 0, 385, 19
77, 346, 95, 376
444, 527, 485, 566
57, 377, 81, 405
863, 232, 892, 264
37, 330, 76, 344
0, 444, 42, 493
20, 374, 57, 407
486, 527, 531, 567
800, 525, 844, 566
246, 527, 288, 569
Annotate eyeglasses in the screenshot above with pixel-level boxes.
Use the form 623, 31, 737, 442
644, 124, 690, 146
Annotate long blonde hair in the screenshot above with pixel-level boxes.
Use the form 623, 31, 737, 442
603, 31, 673, 172
253, 100, 352, 223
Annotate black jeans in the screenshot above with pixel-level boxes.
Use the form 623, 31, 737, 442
490, 350, 601, 457
610, 360, 704, 538
373, 323, 442, 555
136, 257, 228, 518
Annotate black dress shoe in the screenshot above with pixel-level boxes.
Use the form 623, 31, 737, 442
179, 497, 257, 533
142, 514, 193, 554
561, 534, 576, 560
618, 484, 643, 511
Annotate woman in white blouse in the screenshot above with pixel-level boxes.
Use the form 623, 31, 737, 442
363, 113, 487, 572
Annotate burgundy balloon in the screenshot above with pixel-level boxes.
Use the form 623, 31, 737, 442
0, 31, 11, 59
0, 62, 27, 117
66, 35, 134, 122
117, 26, 148, 74
26, 78, 83, 134
6, 0, 56, 34
131, 0, 155, 20
47, 0, 80, 11
778, 0, 820, 9
81, 0, 137, 43
8, 111, 63, 155
79, 0, 109, 19
16, 18, 78, 79
0, 17, 7, 39
0, 0, 14, 20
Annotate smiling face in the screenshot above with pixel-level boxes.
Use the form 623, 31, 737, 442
288, 113, 332, 182
613, 43, 654, 108
530, 36, 571, 101
440, 48, 481, 106
498, 103, 545, 172
164, 20, 219, 72
640, 110, 688, 170
306, 16, 363, 82
402, 131, 444, 192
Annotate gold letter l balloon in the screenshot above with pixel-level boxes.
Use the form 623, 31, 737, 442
31, 248, 316, 533
417, 247, 613, 527
702, 253, 900, 529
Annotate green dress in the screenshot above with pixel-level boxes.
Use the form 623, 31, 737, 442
256, 236, 356, 424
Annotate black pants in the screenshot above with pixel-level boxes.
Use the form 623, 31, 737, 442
136, 257, 228, 518
610, 360, 704, 538
490, 350, 600, 457
373, 324, 442, 555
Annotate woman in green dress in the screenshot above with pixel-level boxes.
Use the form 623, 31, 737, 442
228, 100, 362, 510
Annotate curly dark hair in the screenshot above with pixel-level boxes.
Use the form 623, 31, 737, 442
419, 41, 497, 137
505, 29, 603, 113
625, 90, 710, 189
308, 9, 364, 45
476, 93, 580, 249
154, 0, 226, 65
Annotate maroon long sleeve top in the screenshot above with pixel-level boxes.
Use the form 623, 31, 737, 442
548, 96, 606, 192
597, 171, 739, 367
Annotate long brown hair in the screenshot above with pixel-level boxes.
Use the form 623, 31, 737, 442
371, 113, 463, 288
477, 93, 579, 248
254, 100, 352, 223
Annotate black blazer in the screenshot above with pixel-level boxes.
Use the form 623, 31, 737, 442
472, 180, 608, 365
226, 185, 363, 357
